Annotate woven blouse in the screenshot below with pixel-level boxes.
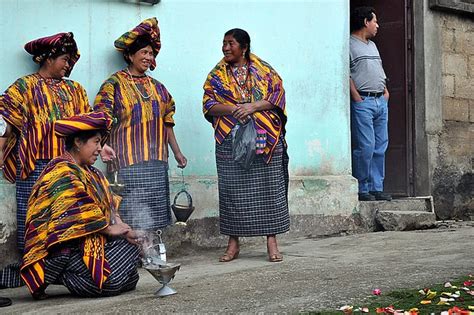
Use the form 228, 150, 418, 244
0, 73, 91, 182
94, 70, 175, 169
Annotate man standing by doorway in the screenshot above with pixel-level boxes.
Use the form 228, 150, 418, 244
350, 7, 392, 201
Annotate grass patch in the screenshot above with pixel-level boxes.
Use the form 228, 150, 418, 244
303, 275, 473, 314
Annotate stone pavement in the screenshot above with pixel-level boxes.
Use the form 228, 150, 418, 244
1, 222, 473, 314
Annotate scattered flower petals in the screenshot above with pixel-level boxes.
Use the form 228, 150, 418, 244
467, 290, 474, 296
425, 290, 437, 299
464, 281, 473, 287
339, 305, 353, 314
375, 306, 395, 314
446, 306, 471, 315
373, 288, 382, 295
420, 300, 432, 305
445, 282, 453, 288
440, 297, 455, 302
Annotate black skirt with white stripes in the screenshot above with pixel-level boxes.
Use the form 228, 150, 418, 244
0, 238, 139, 296
117, 160, 172, 230
216, 135, 290, 236
44, 238, 140, 297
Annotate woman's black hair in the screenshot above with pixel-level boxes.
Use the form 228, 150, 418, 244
350, 7, 376, 32
39, 50, 70, 67
224, 28, 251, 60
123, 35, 154, 65
65, 129, 106, 151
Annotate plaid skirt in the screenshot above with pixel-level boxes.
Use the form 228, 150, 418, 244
42, 238, 139, 297
0, 239, 139, 295
16, 159, 50, 252
216, 135, 290, 236
117, 160, 171, 230
0, 262, 22, 288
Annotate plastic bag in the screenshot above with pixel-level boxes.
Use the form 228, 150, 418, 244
232, 119, 257, 170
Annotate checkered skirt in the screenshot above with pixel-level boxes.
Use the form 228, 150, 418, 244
0, 239, 139, 294
43, 238, 139, 297
216, 135, 290, 236
16, 159, 50, 252
117, 160, 171, 230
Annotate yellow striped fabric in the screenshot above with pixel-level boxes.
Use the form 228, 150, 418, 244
94, 70, 175, 169
0, 73, 91, 182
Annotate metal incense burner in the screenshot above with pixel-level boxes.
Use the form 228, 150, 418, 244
141, 230, 181, 297
171, 170, 195, 225
146, 262, 181, 297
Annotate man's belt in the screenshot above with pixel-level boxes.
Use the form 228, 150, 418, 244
358, 91, 384, 97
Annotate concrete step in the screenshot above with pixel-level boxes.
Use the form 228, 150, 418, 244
357, 197, 435, 231
359, 197, 433, 213
375, 210, 437, 231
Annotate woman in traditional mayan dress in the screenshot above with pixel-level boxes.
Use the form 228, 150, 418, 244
21, 112, 140, 299
202, 28, 289, 262
0, 32, 91, 287
94, 18, 187, 232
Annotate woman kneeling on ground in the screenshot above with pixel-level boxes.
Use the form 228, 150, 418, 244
20, 112, 140, 299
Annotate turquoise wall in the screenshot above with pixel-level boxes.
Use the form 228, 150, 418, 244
0, 0, 350, 178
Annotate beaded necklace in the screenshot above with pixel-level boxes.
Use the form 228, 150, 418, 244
125, 68, 155, 100
34, 73, 73, 121
230, 63, 251, 102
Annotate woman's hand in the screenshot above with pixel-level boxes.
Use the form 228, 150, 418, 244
124, 229, 141, 245
103, 223, 131, 237
233, 103, 255, 123
174, 152, 187, 168
100, 144, 116, 162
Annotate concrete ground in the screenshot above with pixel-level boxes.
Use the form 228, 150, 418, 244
1, 221, 473, 314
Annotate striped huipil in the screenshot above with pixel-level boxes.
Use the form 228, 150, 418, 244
0, 73, 91, 183
93, 70, 175, 169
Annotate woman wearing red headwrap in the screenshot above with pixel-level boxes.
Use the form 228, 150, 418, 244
0, 32, 91, 288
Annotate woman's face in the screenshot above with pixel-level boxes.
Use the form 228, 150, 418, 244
128, 45, 155, 74
46, 53, 71, 79
76, 133, 103, 166
222, 35, 246, 65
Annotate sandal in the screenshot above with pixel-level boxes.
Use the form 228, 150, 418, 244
268, 252, 283, 262
219, 250, 239, 262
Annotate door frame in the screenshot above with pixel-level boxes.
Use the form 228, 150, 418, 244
412, 0, 443, 196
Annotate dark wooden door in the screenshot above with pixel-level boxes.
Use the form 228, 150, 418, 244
350, 0, 414, 196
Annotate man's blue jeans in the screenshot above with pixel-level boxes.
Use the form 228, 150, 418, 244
351, 95, 389, 194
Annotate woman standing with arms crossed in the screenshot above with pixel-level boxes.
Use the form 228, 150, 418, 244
94, 18, 187, 233
203, 28, 289, 262
0, 32, 91, 288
